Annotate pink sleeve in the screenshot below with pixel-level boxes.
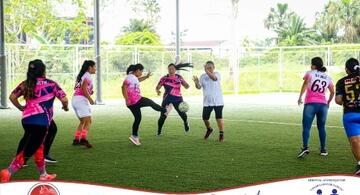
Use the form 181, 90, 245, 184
123, 79, 130, 86
82, 74, 91, 84
158, 77, 165, 86
303, 73, 311, 81
179, 75, 188, 86
11, 82, 24, 98
54, 83, 67, 99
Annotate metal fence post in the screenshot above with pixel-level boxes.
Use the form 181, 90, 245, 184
279, 48, 283, 92
0, 0, 8, 108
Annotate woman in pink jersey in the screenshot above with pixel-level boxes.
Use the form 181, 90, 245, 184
155, 63, 192, 135
0, 59, 69, 183
72, 60, 96, 148
297, 57, 335, 158
122, 64, 171, 146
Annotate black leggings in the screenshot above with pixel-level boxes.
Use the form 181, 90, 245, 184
17, 120, 57, 157
127, 97, 166, 136
158, 101, 188, 133
17, 123, 48, 159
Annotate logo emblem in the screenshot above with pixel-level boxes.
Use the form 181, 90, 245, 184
28, 183, 60, 195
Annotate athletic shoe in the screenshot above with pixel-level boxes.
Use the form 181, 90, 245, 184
164, 104, 173, 116
45, 156, 58, 163
0, 169, 11, 183
204, 128, 213, 139
129, 135, 141, 146
184, 122, 190, 133
39, 173, 57, 181
72, 139, 80, 146
297, 147, 310, 158
219, 132, 224, 142
355, 165, 360, 176
320, 149, 328, 156
79, 139, 93, 148
22, 163, 29, 168
156, 132, 162, 136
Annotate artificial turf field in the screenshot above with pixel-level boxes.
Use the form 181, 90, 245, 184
0, 94, 355, 192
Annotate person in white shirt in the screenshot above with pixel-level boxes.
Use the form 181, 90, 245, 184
193, 61, 224, 141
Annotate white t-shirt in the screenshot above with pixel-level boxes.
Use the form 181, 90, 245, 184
199, 72, 224, 106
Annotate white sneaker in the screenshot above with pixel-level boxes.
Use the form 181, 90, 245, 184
129, 136, 141, 146
164, 103, 173, 116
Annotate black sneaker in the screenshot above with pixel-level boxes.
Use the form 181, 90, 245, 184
320, 149, 328, 156
72, 139, 80, 146
204, 128, 213, 139
219, 132, 224, 142
79, 139, 93, 148
355, 165, 360, 176
184, 122, 190, 133
156, 131, 162, 136
297, 147, 309, 158
44, 155, 58, 163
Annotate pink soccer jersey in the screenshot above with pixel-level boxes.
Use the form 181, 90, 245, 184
73, 72, 93, 96
304, 70, 333, 104
158, 74, 187, 98
11, 78, 67, 126
123, 74, 142, 106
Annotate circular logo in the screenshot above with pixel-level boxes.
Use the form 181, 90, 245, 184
28, 183, 60, 195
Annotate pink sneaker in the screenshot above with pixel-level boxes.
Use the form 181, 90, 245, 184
129, 136, 141, 146
0, 169, 11, 183
39, 173, 57, 181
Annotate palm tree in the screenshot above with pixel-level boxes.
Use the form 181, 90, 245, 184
264, 3, 294, 30
314, 1, 339, 43
276, 15, 318, 46
336, 0, 360, 43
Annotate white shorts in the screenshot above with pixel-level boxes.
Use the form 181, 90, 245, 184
72, 96, 91, 118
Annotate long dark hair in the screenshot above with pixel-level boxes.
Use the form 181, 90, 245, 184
168, 62, 193, 71
346, 58, 360, 74
23, 59, 46, 99
311, 57, 326, 72
126, 63, 144, 75
76, 60, 95, 84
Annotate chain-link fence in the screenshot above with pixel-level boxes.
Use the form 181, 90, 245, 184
2, 44, 360, 100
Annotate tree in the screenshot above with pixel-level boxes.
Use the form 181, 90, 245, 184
314, 1, 339, 43
122, 19, 156, 34
4, 0, 92, 44
264, 3, 318, 46
115, 30, 162, 46
336, 0, 360, 43
264, 3, 294, 31
127, 0, 161, 25
276, 15, 318, 46
314, 0, 360, 44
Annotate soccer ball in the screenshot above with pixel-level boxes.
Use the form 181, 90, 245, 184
178, 101, 189, 113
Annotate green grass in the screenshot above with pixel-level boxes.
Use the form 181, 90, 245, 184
0, 98, 355, 192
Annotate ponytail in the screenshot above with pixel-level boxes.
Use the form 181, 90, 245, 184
126, 63, 144, 75
24, 59, 46, 99
319, 66, 327, 72
345, 58, 360, 75
76, 60, 95, 84
168, 62, 193, 71
311, 57, 326, 72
